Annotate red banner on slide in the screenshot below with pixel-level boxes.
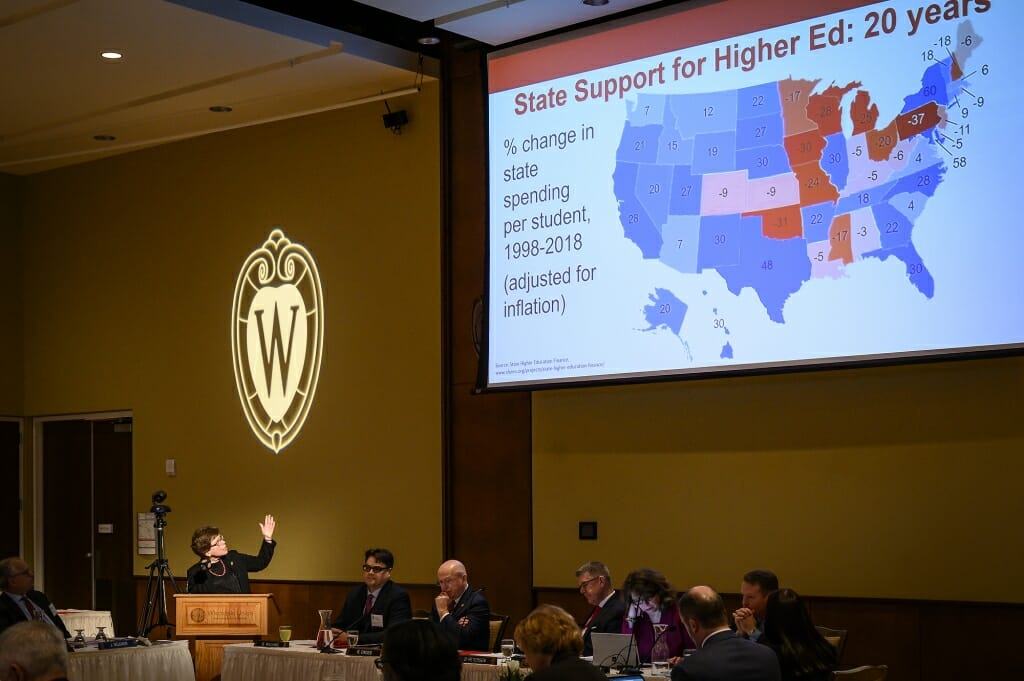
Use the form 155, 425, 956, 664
488, 0, 880, 93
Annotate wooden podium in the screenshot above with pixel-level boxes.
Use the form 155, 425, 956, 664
174, 593, 275, 681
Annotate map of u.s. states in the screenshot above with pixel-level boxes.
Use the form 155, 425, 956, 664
616, 28, 978, 357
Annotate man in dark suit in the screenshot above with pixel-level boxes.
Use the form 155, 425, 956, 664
733, 569, 778, 643
0, 557, 71, 639
330, 548, 412, 645
671, 585, 780, 681
575, 561, 625, 657
430, 559, 491, 651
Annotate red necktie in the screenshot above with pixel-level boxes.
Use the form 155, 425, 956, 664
22, 596, 42, 621
363, 593, 374, 615
583, 606, 599, 630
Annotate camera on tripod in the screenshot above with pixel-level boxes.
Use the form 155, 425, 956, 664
150, 490, 171, 517
138, 490, 179, 638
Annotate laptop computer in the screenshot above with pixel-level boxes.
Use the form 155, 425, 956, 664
590, 632, 639, 670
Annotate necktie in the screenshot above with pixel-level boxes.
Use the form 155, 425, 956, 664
363, 593, 374, 615
583, 606, 600, 630
22, 596, 43, 621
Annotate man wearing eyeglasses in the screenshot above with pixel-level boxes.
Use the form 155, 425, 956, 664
0, 557, 70, 638
575, 561, 624, 657
330, 548, 412, 646
431, 559, 490, 651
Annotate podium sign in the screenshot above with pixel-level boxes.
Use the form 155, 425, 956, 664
173, 593, 271, 636
174, 594, 274, 681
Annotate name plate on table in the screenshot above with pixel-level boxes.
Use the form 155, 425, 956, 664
98, 638, 139, 650
460, 653, 500, 665
255, 641, 290, 648
346, 646, 381, 656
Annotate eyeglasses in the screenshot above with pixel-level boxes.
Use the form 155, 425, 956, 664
374, 657, 389, 670
578, 577, 600, 591
211, 538, 227, 546
9, 569, 33, 578
362, 564, 389, 573
437, 576, 459, 586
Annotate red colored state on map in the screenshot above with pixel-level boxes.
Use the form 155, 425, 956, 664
896, 102, 942, 140
806, 81, 859, 136
850, 91, 879, 135
951, 55, 963, 82
779, 77, 819, 135
866, 119, 900, 162
783, 130, 826, 166
793, 161, 839, 205
745, 204, 804, 240
828, 213, 853, 264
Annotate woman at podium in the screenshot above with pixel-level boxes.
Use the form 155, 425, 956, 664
186, 514, 277, 593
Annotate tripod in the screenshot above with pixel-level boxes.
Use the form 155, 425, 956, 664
137, 511, 180, 638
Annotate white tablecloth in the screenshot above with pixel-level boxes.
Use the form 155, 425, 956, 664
221, 642, 501, 681
68, 640, 195, 681
58, 609, 115, 637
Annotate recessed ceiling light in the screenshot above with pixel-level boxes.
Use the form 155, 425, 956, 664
100, 51, 122, 60
209, 105, 233, 113
417, 36, 440, 46
583, 0, 610, 6
93, 134, 116, 142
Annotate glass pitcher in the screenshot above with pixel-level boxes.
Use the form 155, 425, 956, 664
650, 623, 671, 675
316, 609, 334, 650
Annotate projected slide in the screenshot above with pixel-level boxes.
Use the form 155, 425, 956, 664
486, 0, 1020, 388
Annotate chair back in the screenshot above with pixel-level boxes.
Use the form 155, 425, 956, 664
815, 625, 848, 662
488, 613, 511, 652
832, 664, 888, 681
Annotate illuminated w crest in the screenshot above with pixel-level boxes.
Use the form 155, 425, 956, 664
232, 228, 325, 453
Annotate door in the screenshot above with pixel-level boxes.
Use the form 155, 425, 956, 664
42, 420, 93, 608
41, 416, 134, 635
0, 420, 20, 557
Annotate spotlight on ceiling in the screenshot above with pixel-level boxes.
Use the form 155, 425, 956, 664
583, 0, 610, 6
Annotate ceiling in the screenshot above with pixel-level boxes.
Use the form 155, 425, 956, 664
1, 0, 667, 176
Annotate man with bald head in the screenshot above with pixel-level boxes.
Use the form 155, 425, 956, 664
430, 559, 491, 651
671, 586, 779, 681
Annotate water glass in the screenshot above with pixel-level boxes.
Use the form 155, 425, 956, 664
279, 625, 292, 642
501, 639, 515, 659
94, 626, 108, 642
347, 629, 360, 647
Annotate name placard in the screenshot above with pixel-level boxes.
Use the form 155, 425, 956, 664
347, 646, 382, 656
98, 638, 139, 650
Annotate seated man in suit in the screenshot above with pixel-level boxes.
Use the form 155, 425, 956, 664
430, 559, 490, 651
575, 560, 624, 657
733, 569, 778, 642
671, 585, 780, 681
0, 558, 70, 639
0, 621, 69, 681
331, 548, 412, 645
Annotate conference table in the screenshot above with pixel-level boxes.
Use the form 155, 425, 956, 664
68, 639, 195, 681
58, 609, 115, 637
221, 642, 505, 681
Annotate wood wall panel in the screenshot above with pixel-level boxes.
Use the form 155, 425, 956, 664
533, 587, 1024, 681
443, 42, 534, 632
137, 578, 1024, 678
